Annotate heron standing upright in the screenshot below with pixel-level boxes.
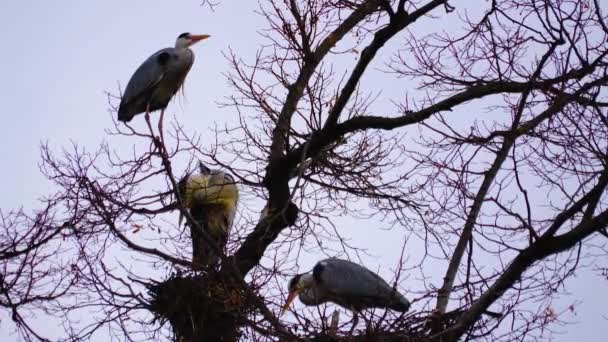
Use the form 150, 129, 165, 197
177, 162, 239, 269
281, 258, 410, 319
118, 32, 210, 123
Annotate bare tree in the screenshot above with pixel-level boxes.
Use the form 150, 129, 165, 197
1, 201, 77, 341
2, 0, 608, 341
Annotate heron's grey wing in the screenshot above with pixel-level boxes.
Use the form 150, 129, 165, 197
120, 48, 173, 108
315, 258, 398, 301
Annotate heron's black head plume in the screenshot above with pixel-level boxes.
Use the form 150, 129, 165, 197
223, 172, 235, 184
178, 32, 190, 39
288, 274, 303, 291
198, 161, 211, 175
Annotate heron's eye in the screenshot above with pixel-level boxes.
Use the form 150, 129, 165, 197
224, 174, 234, 183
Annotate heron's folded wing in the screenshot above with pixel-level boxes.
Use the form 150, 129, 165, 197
317, 258, 396, 300
120, 48, 172, 107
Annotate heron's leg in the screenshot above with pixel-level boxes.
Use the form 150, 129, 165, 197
144, 103, 151, 122
142, 104, 165, 160
329, 310, 340, 335
349, 311, 359, 335
144, 103, 154, 137
158, 108, 166, 143
143, 106, 155, 139
157, 108, 171, 161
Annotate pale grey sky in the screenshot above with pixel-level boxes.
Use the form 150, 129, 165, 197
0, 1, 604, 341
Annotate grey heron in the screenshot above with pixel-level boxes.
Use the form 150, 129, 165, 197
281, 258, 410, 316
118, 32, 210, 122
177, 162, 238, 268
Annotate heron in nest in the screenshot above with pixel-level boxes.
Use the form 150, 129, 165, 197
282, 258, 410, 331
177, 162, 238, 268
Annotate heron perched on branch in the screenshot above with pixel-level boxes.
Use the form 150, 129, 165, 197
118, 32, 210, 123
281, 258, 410, 316
177, 162, 238, 268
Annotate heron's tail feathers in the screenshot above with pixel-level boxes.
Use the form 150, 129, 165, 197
117, 107, 135, 122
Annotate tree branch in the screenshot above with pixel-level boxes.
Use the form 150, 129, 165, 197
440, 205, 608, 341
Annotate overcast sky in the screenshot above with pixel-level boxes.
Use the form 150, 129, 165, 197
0, 1, 604, 341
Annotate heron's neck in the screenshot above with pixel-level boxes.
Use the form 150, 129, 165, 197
175, 41, 190, 49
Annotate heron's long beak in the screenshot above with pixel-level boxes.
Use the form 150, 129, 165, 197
280, 290, 299, 316
189, 34, 211, 45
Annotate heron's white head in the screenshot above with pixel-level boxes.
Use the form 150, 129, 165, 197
175, 32, 211, 49
281, 273, 315, 316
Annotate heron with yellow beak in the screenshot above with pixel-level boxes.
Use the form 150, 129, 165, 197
281, 258, 410, 318
177, 162, 239, 269
118, 32, 210, 122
